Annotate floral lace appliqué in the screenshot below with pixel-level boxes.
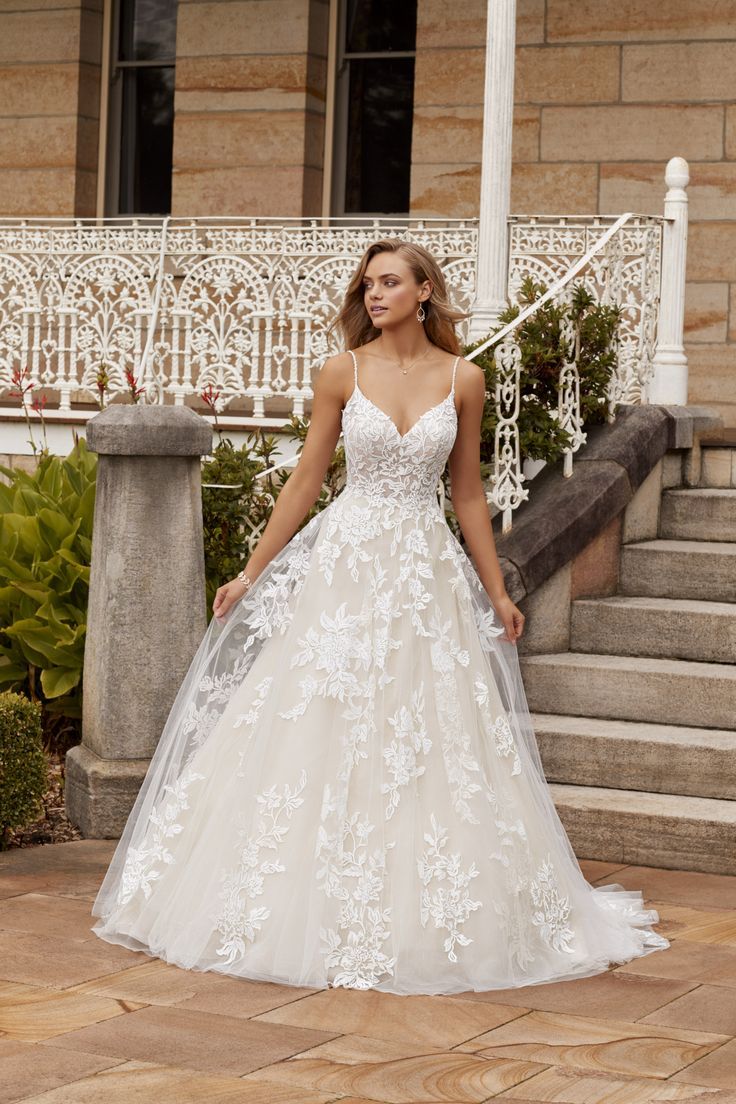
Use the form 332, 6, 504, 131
116, 764, 205, 906
316, 808, 397, 989
214, 770, 307, 966
381, 682, 432, 819
417, 812, 482, 963
474, 675, 522, 776
530, 856, 575, 954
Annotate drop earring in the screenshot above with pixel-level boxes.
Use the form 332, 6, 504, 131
416, 301, 426, 322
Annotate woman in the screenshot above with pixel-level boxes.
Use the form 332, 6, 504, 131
91, 237, 669, 994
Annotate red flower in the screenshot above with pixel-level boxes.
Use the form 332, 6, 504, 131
9, 365, 34, 399
200, 383, 221, 409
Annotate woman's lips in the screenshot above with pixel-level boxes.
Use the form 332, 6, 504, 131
371, 307, 387, 314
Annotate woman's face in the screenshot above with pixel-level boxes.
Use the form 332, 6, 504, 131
362, 253, 430, 328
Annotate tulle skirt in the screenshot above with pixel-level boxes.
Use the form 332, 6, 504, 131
90, 488, 669, 994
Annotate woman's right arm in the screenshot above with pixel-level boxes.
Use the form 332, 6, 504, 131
212, 353, 349, 620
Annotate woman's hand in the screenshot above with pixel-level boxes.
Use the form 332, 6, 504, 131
493, 593, 525, 644
213, 577, 251, 622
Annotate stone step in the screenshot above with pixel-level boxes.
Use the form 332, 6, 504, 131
570, 595, 736, 663
700, 446, 736, 489
550, 783, 736, 875
620, 539, 736, 601
533, 713, 736, 799
521, 652, 736, 730
660, 487, 736, 542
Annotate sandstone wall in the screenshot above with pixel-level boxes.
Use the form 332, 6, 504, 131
0, 0, 102, 216
412, 0, 736, 424
171, 0, 329, 215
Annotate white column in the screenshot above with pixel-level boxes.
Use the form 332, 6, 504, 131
468, 0, 517, 341
649, 157, 690, 404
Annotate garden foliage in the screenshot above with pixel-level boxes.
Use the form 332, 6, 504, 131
0, 438, 95, 745
463, 277, 621, 468
0, 690, 48, 848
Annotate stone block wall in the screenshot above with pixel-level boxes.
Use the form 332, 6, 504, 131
412, 0, 736, 425
0, 0, 103, 216
0, 0, 733, 420
171, 0, 329, 215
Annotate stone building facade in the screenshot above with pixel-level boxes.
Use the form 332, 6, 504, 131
0, 0, 734, 423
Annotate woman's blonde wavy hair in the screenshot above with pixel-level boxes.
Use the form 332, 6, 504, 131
327, 238, 469, 355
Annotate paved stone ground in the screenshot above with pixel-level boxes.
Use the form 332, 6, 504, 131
2, 840, 736, 1103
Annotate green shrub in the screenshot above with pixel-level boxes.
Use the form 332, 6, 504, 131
0, 691, 48, 849
0, 437, 96, 746
463, 277, 621, 468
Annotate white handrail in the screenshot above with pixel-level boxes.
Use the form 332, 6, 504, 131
465, 210, 638, 361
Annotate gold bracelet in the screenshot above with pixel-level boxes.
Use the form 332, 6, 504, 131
237, 570, 253, 592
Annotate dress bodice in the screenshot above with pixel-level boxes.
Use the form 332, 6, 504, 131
341, 348, 460, 512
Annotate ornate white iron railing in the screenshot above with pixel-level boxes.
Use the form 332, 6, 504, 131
0, 157, 690, 528
0, 217, 478, 415
246, 210, 665, 533
474, 210, 664, 529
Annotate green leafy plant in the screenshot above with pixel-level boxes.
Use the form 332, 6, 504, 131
0, 691, 48, 850
0, 437, 96, 751
463, 277, 621, 468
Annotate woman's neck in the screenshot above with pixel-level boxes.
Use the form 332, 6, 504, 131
374, 331, 434, 364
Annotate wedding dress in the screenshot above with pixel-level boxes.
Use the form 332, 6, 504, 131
91, 348, 669, 995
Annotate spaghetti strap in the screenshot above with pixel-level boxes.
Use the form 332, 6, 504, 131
450, 354, 460, 394
349, 348, 358, 386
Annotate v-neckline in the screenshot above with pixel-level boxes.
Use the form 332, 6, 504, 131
351, 382, 456, 442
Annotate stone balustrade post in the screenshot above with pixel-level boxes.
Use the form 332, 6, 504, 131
650, 156, 690, 404
65, 405, 213, 837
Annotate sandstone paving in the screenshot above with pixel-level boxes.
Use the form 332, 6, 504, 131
37, 1003, 341, 1078
451, 1009, 729, 1080
497, 1065, 736, 1100
672, 1038, 736, 1091
252, 988, 530, 1048
0, 929, 141, 988
597, 866, 736, 910
578, 859, 631, 882
241, 1043, 547, 1100
0, 892, 107, 941
3, 1059, 337, 1104
0, 979, 144, 1043
1, 842, 736, 1100
68, 958, 320, 1016
617, 939, 736, 987
641, 984, 736, 1036
639, 901, 736, 946
0, 840, 115, 901
447, 969, 697, 1021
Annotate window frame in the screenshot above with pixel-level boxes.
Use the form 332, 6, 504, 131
330, 0, 416, 219
102, 0, 178, 217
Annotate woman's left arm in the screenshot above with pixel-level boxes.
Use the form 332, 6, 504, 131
447, 360, 525, 643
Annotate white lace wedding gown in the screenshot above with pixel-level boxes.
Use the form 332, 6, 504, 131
91, 348, 669, 995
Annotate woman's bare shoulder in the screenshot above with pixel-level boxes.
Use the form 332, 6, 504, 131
314, 350, 355, 402
454, 354, 485, 383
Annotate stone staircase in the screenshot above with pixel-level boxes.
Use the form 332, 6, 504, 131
521, 449, 736, 875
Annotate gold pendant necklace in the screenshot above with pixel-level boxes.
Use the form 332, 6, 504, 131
380, 339, 433, 376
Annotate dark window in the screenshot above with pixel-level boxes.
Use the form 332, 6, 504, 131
108, 0, 178, 215
345, 0, 416, 53
337, 0, 416, 216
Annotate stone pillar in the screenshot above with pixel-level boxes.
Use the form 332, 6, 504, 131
650, 157, 690, 405
65, 405, 213, 837
468, 0, 517, 340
